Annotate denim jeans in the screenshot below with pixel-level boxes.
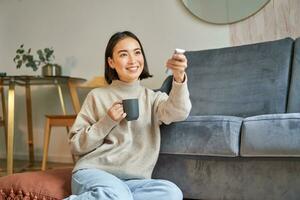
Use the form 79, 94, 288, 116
64, 168, 183, 200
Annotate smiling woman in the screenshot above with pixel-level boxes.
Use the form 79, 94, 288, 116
182, 0, 270, 24
64, 30, 191, 200
104, 31, 152, 84
107, 37, 145, 83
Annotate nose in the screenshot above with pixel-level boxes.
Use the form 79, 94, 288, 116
128, 53, 136, 64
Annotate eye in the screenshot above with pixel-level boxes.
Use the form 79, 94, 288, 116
120, 53, 127, 57
135, 50, 142, 55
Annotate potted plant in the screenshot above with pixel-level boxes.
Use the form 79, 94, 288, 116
13, 44, 62, 76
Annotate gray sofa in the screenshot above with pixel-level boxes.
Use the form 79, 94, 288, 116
153, 37, 300, 200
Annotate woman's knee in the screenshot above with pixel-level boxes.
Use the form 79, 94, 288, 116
157, 180, 183, 200
71, 169, 133, 200
92, 186, 133, 200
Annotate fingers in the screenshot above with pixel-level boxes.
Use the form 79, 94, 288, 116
166, 60, 187, 72
172, 53, 186, 62
167, 60, 187, 70
107, 101, 126, 122
111, 101, 122, 106
166, 54, 187, 71
165, 53, 187, 83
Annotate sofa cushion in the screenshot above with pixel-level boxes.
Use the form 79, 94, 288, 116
153, 155, 300, 200
241, 113, 300, 157
185, 37, 293, 117
0, 168, 72, 200
160, 115, 243, 157
287, 37, 300, 113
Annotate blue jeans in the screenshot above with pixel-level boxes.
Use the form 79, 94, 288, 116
64, 168, 183, 200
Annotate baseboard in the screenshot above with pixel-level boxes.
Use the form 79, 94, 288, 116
0, 152, 73, 163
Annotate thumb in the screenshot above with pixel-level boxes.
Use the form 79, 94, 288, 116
122, 113, 127, 119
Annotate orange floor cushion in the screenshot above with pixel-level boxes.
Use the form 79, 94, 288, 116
0, 168, 72, 200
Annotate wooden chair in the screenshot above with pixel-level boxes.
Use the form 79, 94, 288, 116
41, 76, 107, 170
0, 79, 7, 152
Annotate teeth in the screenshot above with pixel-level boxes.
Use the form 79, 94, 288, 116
127, 66, 138, 71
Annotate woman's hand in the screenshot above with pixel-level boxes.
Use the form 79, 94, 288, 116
166, 53, 187, 83
107, 101, 126, 122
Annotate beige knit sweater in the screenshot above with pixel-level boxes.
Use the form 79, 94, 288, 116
69, 77, 191, 179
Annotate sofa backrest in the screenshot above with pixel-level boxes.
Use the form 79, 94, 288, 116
185, 38, 293, 117
287, 37, 300, 113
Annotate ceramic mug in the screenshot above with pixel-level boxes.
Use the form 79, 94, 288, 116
122, 98, 139, 121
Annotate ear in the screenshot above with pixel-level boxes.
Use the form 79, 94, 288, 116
108, 57, 115, 69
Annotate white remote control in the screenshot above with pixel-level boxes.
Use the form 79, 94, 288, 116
165, 48, 186, 75
174, 48, 186, 54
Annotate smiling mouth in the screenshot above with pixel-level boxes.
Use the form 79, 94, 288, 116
126, 66, 139, 72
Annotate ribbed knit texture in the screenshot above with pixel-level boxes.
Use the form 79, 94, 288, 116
69, 77, 191, 179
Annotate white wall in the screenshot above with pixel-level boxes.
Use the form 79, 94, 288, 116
0, 0, 230, 163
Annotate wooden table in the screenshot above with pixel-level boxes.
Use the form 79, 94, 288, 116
0, 76, 85, 175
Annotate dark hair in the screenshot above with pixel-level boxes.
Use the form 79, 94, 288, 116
104, 31, 152, 84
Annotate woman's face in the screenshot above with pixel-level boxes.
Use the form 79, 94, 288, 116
108, 37, 144, 83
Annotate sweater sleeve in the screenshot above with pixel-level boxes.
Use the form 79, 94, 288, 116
154, 74, 192, 125
68, 92, 118, 156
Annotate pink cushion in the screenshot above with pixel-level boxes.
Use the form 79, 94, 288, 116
0, 168, 72, 200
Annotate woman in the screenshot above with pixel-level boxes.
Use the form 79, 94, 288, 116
65, 31, 191, 200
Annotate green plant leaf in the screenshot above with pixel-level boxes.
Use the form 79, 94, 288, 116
14, 45, 60, 72
26, 59, 38, 71
31, 62, 38, 71
44, 48, 51, 54
13, 55, 20, 62
16, 48, 25, 54
44, 48, 54, 61
27, 55, 34, 62
37, 49, 45, 62
22, 54, 27, 61
17, 60, 22, 68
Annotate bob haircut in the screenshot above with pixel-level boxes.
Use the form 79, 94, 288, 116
104, 31, 152, 84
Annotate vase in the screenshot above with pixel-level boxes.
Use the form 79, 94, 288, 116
42, 64, 62, 76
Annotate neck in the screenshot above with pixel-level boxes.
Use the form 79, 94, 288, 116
111, 79, 140, 86
109, 79, 142, 98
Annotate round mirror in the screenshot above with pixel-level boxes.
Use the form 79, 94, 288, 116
182, 0, 270, 24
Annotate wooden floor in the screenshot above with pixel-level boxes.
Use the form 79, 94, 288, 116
0, 159, 199, 199
0, 159, 73, 177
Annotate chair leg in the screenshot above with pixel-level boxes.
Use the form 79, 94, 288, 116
41, 118, 51, 171
0, 83, 7, 153
65, 126, 76, 163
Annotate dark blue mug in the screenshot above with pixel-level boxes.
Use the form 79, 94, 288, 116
122, 98, 139, 121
